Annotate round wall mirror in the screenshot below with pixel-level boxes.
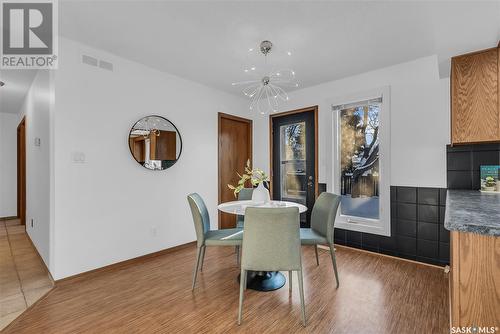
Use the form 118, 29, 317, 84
128, 115, 182, 170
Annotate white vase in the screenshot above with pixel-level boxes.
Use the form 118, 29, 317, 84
252, 182, 270, 205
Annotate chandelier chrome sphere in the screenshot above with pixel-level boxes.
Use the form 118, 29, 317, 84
232, 40, 298, 114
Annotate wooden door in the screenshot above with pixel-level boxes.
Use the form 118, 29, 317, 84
130, 137, 146, 162
451, 48, 499, 144
218, 113, 252, 229
17, 117, 26, 225
155, 130, 177, 160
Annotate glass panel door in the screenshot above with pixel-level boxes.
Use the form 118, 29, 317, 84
272, 109, 316, 227
280, 122, 307, 205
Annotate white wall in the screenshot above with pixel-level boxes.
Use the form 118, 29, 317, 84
0, 112, 19, 217
17, 70, 53, 270
47, 40, 450, 279
253, 55, 450, 189
52, 38, 249, 279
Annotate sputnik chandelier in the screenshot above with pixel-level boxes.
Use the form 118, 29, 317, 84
135, 116, 160, 138
232, 40, 298, 114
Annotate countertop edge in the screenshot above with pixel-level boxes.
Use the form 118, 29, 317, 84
444, 190, 500, 237
444, 221, 500, 237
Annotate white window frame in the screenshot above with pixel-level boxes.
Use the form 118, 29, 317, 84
329, 86, 391, 237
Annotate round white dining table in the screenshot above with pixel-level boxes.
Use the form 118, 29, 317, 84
217, 200, 308, 216
217, 199, 308, 292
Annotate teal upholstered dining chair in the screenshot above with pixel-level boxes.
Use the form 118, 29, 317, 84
238, 207, 306, 326
236, 188, 253, 228
300, 192, 341, 288
234, 188, 253, 262
187, 193, 243, 291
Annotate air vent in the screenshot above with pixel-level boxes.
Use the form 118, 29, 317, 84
82, 54, 114, 72
82, 55, 98, 67
99, 60, 113, 72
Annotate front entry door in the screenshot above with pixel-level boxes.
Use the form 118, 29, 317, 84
271, 107, 317, 227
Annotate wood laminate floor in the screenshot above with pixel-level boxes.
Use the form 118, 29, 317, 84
0, 219, 53, 331
3, 244, 449, 333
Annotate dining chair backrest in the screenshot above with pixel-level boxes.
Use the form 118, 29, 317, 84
236, 188, 254, 228
187, 193, 210, 247
238, 188, 253, 201
310, 192, 341, 245
242, 207, 301, 271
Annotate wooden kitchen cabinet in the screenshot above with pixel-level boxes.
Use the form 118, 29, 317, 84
451, 47, 500, 144
450, 231, 500, 328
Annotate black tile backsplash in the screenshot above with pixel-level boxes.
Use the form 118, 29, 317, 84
396, 219, 416, 238
447, 143, 500, 190
418, 222, 438, 241
447, 171, 473, 189
418, 205, 439, 223
417, 239, 438, 259
397, 187, 417, 203
417, 188, 439, 205
319, 183, 450, 267
439, 225, 450, 243
447, 151, 472, 170
346, 231, 362, 248
397, 236, 417, 255
397, 203, 417, 221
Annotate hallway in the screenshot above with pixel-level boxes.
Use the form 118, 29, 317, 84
0, 219, 53, 330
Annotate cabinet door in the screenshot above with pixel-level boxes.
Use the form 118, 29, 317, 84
451, 48, 499, 144
450, 231, 500, 327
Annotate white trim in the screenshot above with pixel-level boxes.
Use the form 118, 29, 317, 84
328, 86, 391, 237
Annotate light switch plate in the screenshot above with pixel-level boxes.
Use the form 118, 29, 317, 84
72, 151, 86, 163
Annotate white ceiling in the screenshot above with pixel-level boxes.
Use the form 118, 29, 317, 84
0, 70, 37, 114
59, 1, 500, 95
1, 1, 499, 109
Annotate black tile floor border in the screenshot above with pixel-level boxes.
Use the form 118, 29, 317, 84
319, 183, 449, 266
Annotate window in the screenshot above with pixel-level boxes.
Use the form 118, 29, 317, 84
331, 88, 390, 236
279, 122, 306, 205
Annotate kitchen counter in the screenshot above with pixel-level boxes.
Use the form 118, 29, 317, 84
444, 190, 500, 236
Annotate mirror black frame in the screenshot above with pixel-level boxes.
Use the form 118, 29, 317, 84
128, 115, 183, 170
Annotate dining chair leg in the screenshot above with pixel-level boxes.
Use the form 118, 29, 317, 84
288, 270, 292, 292
297, 269, 307, 327
243, 270, 247, 290
238, 269, 246, 325
199, 246, 206, 272
329, 244, 340, 288
191, 247, 202, 291
314, 245, 320, 266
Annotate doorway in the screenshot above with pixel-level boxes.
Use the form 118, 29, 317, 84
270, 106, 318, 227
218, 113, 253, 229
17, 116, 26, 226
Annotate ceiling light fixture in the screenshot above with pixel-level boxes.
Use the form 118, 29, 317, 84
232, 40, 298, 114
